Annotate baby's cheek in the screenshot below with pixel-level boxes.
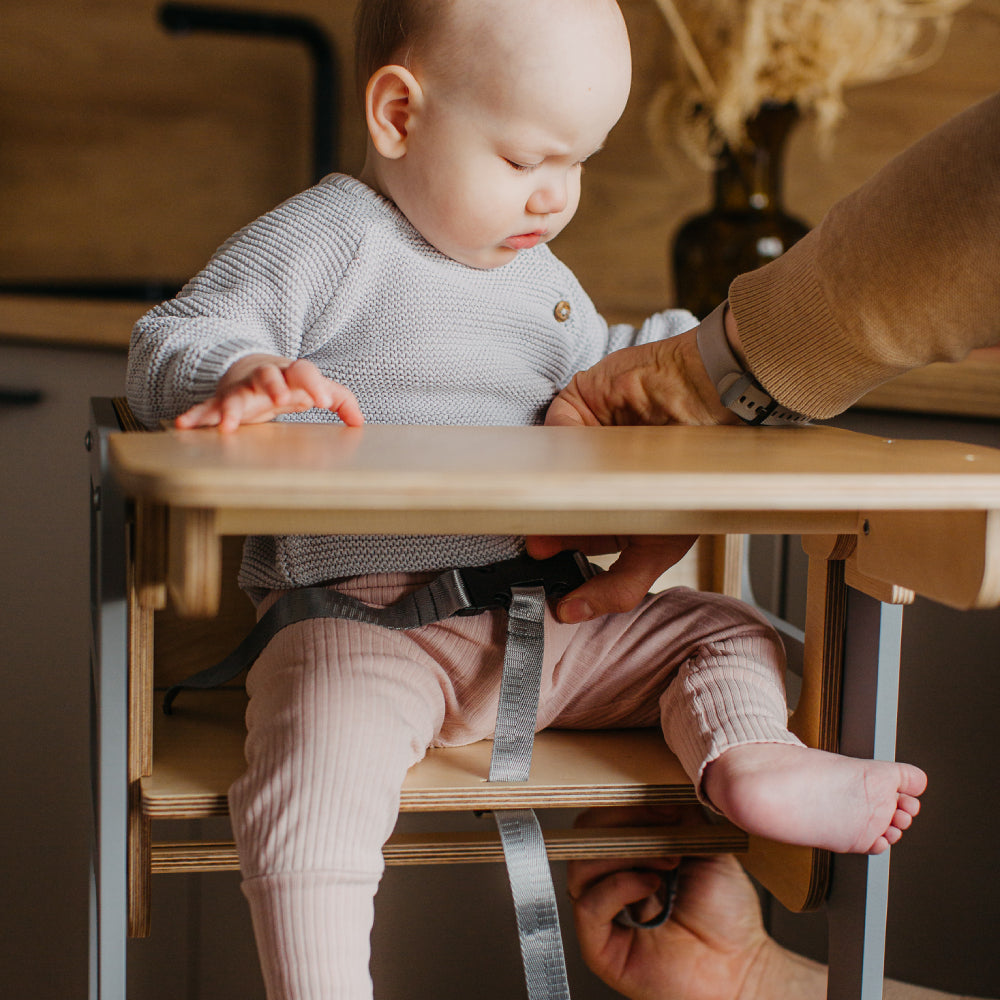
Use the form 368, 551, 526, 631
559, 184, 583, 230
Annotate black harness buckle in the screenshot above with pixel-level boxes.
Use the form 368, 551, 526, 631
455, 550, 594, 615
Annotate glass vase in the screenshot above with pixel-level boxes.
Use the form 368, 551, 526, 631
672, 102, 810, 318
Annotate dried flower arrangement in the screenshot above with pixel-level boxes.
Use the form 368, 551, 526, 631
649, 0, 970, 164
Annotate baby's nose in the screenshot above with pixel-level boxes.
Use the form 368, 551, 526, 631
527, 178, 568, 216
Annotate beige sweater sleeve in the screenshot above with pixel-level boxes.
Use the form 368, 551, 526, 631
728, 91, 1000, 419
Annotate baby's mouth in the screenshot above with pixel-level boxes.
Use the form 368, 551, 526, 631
503, 231, 546, 250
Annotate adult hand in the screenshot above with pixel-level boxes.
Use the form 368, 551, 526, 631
526, 535, 697, 623
175, 355, 364, 432
567, 807, 803, 1000
545, 328, 736, 429
535, 327, 737, 621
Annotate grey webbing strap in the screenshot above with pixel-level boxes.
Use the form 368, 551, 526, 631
489, 586, 572, 1000
494, 809, 571, 1000
489, 586, 547, 782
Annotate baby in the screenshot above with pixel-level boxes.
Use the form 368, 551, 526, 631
126, 1, 926, 997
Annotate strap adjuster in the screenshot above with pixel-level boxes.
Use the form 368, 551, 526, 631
454, 551, 594, 615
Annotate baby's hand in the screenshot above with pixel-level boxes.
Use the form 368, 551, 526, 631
175, 355, 364, 433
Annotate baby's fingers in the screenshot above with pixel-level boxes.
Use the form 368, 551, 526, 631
253, 363, 296, 408
330, 388, 365, 426
284, 360, 364, 426
179, 390, 299, 432
174, 398, 219, 429
175, 390, 259, 432
216, 384, 274, 432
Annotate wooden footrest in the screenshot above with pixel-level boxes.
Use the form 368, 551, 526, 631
150, 822, 747, 874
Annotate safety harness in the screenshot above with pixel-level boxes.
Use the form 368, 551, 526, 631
166, 550, 603, 998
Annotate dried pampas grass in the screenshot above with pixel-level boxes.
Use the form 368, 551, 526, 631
649, 0, 970, 164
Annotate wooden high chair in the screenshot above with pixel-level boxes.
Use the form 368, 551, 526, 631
88, 397, 1000, 1000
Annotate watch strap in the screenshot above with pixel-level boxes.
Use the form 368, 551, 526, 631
695, 300, 810, 427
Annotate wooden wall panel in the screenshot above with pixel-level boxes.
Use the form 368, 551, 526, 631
0, 0, 362, 285
0, 0, 997, 319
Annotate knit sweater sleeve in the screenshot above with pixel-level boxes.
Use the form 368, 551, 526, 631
604, 308, 700, 354
729, 91, 1000, 419
126, 181, 360, 428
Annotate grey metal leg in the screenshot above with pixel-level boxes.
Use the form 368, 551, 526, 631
826, 587, 905, 1000
88, 399, 129, 1000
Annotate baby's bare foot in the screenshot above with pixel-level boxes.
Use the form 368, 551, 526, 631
702, 743, 927, 854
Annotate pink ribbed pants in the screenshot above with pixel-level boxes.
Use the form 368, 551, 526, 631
228, 573, 795, 999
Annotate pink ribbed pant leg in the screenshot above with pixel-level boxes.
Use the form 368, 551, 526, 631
229, 576, 797, 999
228, 574, 507, 1000
535, 585, 801, 800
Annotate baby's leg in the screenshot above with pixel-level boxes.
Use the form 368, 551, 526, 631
659, 599, 926, 855
542, 585, 925, 856
228, 606, 447, 1000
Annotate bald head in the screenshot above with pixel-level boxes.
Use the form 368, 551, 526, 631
355, 0, 631, 115
354, 0, 440, 98
435, 0, 631, 126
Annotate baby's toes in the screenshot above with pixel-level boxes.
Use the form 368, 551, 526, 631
869, 833, 892, 855
897, 792, 922, 818
891, 807, 913, 832
899, 764, 928, 796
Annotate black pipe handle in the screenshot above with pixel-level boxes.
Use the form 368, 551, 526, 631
158, 2, 338, 183
0, 387, 44, 407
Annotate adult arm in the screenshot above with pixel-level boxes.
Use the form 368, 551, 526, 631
548, 91, 1000, 430
542, 93, 1000, 619
730, 90, 1000, 419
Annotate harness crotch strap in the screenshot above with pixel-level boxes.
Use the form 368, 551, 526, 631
490, 585, 547, 782
490, 586, 571, 1000
495, 806, 571, 1000
163, 552, 587, 999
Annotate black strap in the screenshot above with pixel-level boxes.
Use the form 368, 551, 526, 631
163, 551, 592, 714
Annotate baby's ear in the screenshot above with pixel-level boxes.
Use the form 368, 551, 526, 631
365, 65, 423, 159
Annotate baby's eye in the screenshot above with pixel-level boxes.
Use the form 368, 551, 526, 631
503, 158, 539, 172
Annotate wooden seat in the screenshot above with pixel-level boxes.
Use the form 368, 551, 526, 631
90, 397, 1000, 998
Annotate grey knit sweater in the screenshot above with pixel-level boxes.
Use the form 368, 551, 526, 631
127, 174, 697, 592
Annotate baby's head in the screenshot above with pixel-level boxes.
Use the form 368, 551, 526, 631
355, 0, 632, 268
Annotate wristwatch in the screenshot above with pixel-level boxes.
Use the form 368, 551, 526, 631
695, 300, 811, 426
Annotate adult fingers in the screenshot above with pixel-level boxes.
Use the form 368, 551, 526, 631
555, 536, 697, 623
